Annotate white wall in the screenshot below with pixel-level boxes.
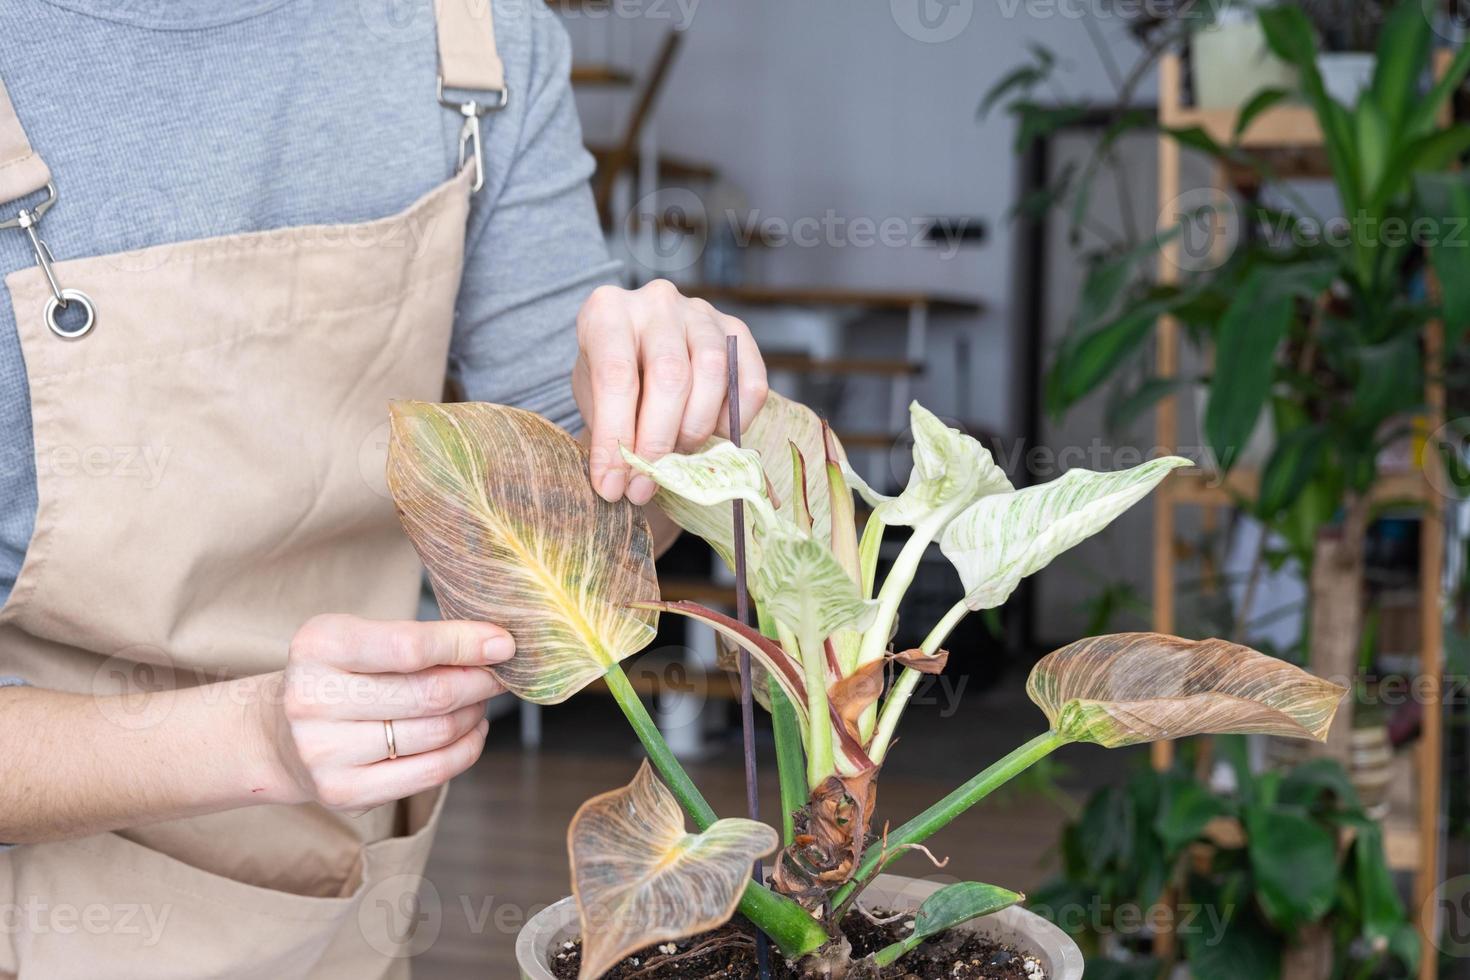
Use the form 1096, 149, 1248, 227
562, 0, 1147, 438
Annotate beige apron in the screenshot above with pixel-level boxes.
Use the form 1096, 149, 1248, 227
0, 3, 507, 976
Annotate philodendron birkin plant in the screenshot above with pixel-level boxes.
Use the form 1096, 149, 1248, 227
387, 393, 1346, 979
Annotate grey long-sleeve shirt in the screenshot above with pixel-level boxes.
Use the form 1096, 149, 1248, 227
0, 0, 618, 606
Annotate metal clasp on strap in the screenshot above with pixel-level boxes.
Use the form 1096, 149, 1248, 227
438, 77, 508, 195
1, 183, 95, 339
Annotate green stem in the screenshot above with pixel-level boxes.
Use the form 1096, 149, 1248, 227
852, 520, 943, 741
855, 523, 938, 670
858, 514, 886, 599
761, 604, 809, 846
867, 597, 970, 763
830, 731, 1066, 914
797, 632, 835, 788
603, 662, 829, 957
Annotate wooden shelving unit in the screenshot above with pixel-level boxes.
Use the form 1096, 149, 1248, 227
570, 63, 635, 87
1151, 53, 1448, 979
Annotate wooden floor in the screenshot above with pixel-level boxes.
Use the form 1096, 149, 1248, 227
411, 680, 1134, 979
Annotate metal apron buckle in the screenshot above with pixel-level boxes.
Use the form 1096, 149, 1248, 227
437, 77, 508, 194
1, 182, 96, 340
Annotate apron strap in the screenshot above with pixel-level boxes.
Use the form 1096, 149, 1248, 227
0, 2, 503, 210
0, 76, 51, 208
435, 0, 506, 95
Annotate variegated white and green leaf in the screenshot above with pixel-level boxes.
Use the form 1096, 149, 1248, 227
622, 442, 780, 529
387, 401, 659, 704
633, 391, 845, 572
1028, 633, 1347, 747
844, 403, 1012, 529
940, 456, 1190, 610
753, 527, 877, 645
569, 762, 780, 980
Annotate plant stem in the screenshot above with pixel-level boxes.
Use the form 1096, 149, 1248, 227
798, 633, 835, 788
858, 514, 886, 599
603, 662, 830, 957
758, 605, 809, 845
856, 523, 937, 669
605, 661, 717, 826
830, 731, 1067, 913
769, 686, 807, 845
867, 597, 970, 763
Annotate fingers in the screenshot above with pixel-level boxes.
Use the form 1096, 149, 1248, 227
325, 665, 506, 721
675, 315, 731, 455
574, 280, 771, 505
627, 317, 695, 506
319, 718, 490, 812
343, 701, 488, 765
578, 287, 640, 502
292, 615, 515, 674
718, 315, 769, 437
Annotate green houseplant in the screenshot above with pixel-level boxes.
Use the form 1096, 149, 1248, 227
1032, 741, 1417, 980
1041, 0, 1470, 754
386, 392, 1345, 978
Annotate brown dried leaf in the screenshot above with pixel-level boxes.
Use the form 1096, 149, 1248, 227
1027, 632, 1348, 748
829, 661, 886, 743
568, 762, 779, 980
893, 647, 949, 675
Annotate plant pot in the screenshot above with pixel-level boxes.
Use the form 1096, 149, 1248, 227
1263, 722, 1391, 818
1191, 13, 1298, 109
1347, 721, 1392, 820
1318, 52, 1376, 106
515, 873, 1085, 979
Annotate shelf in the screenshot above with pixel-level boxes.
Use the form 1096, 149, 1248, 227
835, 431, 906, 450
659, 576, 735, 606
571, 64, 635, 87
1163, 102, 1324, 150
1160, 467, 1431, 508
765, 353, 924, 377
587, 145, 718, 183
684, 283, 985, 315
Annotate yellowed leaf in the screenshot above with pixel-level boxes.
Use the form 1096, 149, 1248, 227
569, 761, 780, 980
1027, 633, 1347, 747
387, 401, 659, 704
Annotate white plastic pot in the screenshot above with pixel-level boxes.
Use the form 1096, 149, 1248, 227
1191, 13, 1298, 109
1318, 52, 1376, 106
515, 873, 1084, 979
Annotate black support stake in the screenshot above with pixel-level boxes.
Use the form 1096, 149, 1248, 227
727, 336, 771, 979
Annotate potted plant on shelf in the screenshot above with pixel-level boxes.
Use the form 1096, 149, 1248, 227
1044, 0, 1470, 763
386, 391, 1346, 979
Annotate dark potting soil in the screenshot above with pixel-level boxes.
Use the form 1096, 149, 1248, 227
547, 911, 1044, 980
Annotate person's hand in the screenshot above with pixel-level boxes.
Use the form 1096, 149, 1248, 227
573, 279, 769, 505
261, 614, 513, 813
